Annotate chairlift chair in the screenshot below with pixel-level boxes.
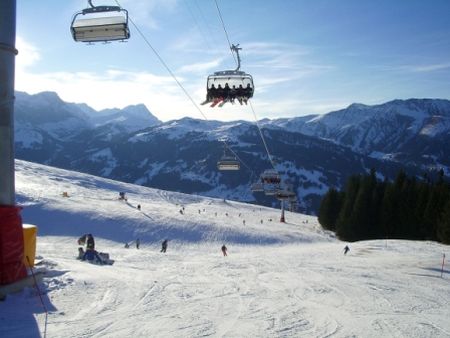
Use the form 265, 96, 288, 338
275, 189, 296, 200
203, 44, 254, 106
71, 1, 130, 43
260, 169, 281, 185
251, 182, 265, 192
217, 156, 240, 170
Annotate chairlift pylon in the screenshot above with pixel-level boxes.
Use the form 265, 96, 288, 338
71, 0, 130, 43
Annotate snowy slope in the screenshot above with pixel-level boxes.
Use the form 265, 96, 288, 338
1, 160, 450, 338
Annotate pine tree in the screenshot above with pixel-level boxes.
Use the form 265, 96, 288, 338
318, 187, 344, 231
336, 175, 361, 241
437, 201, 450, 244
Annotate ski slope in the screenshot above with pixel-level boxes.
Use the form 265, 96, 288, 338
1, 160, 450, 338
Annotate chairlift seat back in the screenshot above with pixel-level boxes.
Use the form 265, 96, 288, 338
71, 8, 130, 43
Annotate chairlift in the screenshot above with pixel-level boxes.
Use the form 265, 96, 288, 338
260, 169, 281, 185
251, 182, 264, 192
217, 155, 240, 170
71, 1, 130, 43
202, 44, 254, 107
275, 189, 296, 200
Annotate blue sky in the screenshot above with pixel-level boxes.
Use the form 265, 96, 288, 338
15, 0, 450, 122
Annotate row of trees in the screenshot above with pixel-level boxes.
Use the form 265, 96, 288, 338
318, 169, 450, 244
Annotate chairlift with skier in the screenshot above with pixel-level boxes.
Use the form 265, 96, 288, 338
202, 44, 254, 107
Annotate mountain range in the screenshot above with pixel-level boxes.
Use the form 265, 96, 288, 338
13, 91, 450, 214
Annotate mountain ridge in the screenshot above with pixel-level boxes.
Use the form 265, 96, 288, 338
13, 91, 450, 214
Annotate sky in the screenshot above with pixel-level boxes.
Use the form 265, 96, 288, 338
14, 0, 450, 122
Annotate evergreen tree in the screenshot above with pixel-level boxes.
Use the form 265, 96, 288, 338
336, 175, 361, 241
318, 187, 344, 231
437, 201, 450, 244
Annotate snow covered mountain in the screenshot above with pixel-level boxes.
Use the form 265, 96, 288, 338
269, 99, 450, 171
13, 92, 448, 214
2, 160, 449, 338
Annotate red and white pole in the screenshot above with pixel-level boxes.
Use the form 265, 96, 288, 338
280, 200, 285, 223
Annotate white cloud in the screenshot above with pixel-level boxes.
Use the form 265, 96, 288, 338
409, 63, 450, 73
16, 37, 40, 69
178, 58, 224, 74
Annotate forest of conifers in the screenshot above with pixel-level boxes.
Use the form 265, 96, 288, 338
318, 169, 450, 244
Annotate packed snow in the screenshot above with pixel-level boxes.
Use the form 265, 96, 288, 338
1, 160, 450, 338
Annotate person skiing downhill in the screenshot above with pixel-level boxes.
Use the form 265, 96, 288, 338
161, 239, 168, 253
221, 244, 228, 256
344, 245, 350, 255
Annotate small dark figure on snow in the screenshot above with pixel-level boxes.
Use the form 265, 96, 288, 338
179, 209, 184, 215
243, 220, 246, 225
78, 234, 95, 250
344, 245, 350, 255
161, 239, 168, 253
137, 204, 141, 211
221, 244, 227, 256
125, 242, 130, 248
136, 238, 140, 249
77, 247, 85, 259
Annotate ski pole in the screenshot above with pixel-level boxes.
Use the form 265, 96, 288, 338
27, 256, 48, 338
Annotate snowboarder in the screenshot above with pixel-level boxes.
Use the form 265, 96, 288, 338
221, 244, 228, 256
136, 238, 140, 249
161, 239, 168, 253
82, 248, 105, 264
344, 245, 350, 255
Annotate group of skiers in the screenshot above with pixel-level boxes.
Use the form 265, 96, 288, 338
77, 234, 229, 263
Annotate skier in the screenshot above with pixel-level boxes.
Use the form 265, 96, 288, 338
243, 220, 246, 226
161, 239, 168, 253
136, 238, 140, 249
137, 204, 141, 211
221, 244, 228, 256
344, 245, 350, 255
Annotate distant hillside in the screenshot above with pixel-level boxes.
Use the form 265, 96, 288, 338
14, 91, 449, 214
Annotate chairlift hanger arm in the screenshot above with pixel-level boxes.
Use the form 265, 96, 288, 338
231, 44, 242, 71
84, 0, 122, 13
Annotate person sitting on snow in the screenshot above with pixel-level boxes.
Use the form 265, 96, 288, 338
77, 247, 85, 259
82, 248, 105, 264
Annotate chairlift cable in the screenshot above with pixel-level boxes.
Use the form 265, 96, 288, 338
213, 0, 277, 173
249, 100, 277, 170
213, 0, 238, 67
183, 0, 213, 50
114, 0, 252, 173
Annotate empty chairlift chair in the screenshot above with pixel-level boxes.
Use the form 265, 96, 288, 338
71, 1, 130, 43
217, 155, 240, 171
